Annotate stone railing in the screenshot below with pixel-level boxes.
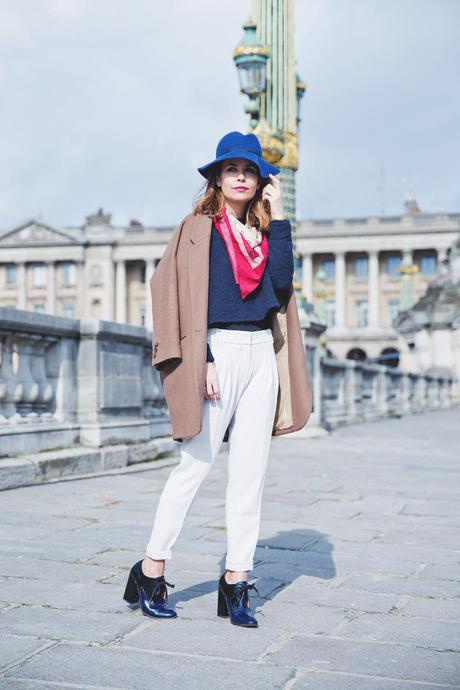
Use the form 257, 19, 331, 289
0, 308, 170, 459
320, 356, 456, 429
0, 308, 457, 462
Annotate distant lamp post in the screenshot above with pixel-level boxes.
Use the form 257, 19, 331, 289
296, 73, 306, 126
399, 245, 418, 310
233, 19, 269, 128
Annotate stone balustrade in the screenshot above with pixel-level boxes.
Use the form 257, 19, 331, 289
0, 307, 457, 462
320, 356, 456, 429
0, 308, 170, 459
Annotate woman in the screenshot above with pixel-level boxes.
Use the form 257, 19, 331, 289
123, 131, 299, 628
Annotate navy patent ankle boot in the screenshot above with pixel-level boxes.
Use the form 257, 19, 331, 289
217, 573, 259, 627
123, 559, 177, 619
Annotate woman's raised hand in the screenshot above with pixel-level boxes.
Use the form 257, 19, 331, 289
261, 174, 285, 221
204, 362, 221, 401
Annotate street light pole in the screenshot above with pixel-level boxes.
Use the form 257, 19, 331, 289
234, 0, 309, 312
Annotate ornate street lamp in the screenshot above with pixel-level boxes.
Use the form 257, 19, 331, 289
233, 19, 269, 128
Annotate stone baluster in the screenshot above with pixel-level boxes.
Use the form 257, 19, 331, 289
14, 336, 40, 421
0, 337, 23, 421
29, 336, 55, 419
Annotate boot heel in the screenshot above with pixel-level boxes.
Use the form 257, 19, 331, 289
123, 570, 139, 604
217, 587, 229, 617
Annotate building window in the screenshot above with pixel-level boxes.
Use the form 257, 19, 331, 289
322, 258, 335, 280
63, 262, 76, 286
355, 299, 368, 327
420, 255, 436, 275
33, 303, 45, 313
32, 263, 46, 287
325, 299, 335, 326
139, 304, 146, 327
388, 298, 400, 325
354, 257, 368, 279
386, 256, 402, 276
62, 303, 75, 318
5, 264, 17, 285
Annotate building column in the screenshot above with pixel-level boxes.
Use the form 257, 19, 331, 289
334, 251, 346, 328
115, 259, 127, 323
368, 250, 380, 328
302, 253, 313, 302
145, 259, 155, 331
46, 262, 55, 314
17, 262, 26, 310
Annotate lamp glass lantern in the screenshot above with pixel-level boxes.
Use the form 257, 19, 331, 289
233, 20, 269, 99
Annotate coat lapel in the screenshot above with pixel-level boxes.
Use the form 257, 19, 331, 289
188, 214, 212, 336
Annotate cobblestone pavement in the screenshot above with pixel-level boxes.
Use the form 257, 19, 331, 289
0, 408, 459, 689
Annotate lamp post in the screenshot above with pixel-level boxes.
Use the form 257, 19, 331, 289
233, 1, 309, 313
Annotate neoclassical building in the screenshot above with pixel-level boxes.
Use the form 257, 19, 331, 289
296, 207, 459, 364
0, 207, 458, 367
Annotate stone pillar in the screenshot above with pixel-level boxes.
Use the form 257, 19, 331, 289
17, 262, 26, 310
302, 253, 313, 302
368, 250, 380, 328
46, 262, 55, 314
334, 251, 346, 328
145, 259, 155, 331
115, 260, 126, 323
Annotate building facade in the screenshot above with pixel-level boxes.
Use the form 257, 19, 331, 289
297, 211, 459, 364
1, 208, 459, 367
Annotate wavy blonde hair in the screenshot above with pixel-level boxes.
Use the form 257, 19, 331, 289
193, 163, 272, 233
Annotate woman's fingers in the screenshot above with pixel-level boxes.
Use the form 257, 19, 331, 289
204, 364, 221, 400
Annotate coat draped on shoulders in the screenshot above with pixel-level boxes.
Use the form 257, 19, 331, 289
150, 211, 312, 442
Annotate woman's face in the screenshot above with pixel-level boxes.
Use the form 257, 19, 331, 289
216, 158, 260, 206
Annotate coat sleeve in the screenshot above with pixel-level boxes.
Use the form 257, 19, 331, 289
266, 219, 294, 296
149, 217, 188, 371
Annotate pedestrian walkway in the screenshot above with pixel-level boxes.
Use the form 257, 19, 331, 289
0, 408, 459, 689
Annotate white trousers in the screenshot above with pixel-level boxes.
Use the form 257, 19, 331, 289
145, 326, 279, 571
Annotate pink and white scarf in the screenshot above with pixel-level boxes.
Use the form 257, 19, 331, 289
213, 206, 269, 299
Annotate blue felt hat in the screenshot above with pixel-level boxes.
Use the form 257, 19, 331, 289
197, 131, 280, 179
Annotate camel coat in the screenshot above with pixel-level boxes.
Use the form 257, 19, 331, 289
150, 211, 312, 442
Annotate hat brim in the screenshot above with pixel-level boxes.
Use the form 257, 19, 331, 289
197, 151, 280, 179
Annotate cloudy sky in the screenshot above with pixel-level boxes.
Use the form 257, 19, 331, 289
1, 0, 458, 229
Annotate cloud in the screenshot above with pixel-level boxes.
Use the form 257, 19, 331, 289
0, 0, 458, 229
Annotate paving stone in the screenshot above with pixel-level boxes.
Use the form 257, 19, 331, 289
293, 671, 451, 689
0, 606, 141, 643
0, 556, 109, 583
400, 597, 460, 621
270, 580, 400, 614
338, 612, 460, 651
340, 574, 460, 599
3, 643, 294, 689
121, 616, 283, 660
0, 635, 52, 671
257, 600, 348, 635
0, 579, 123, 612
268, 636, 460, 684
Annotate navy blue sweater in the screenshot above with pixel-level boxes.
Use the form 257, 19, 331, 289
206, 218, 294, 362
